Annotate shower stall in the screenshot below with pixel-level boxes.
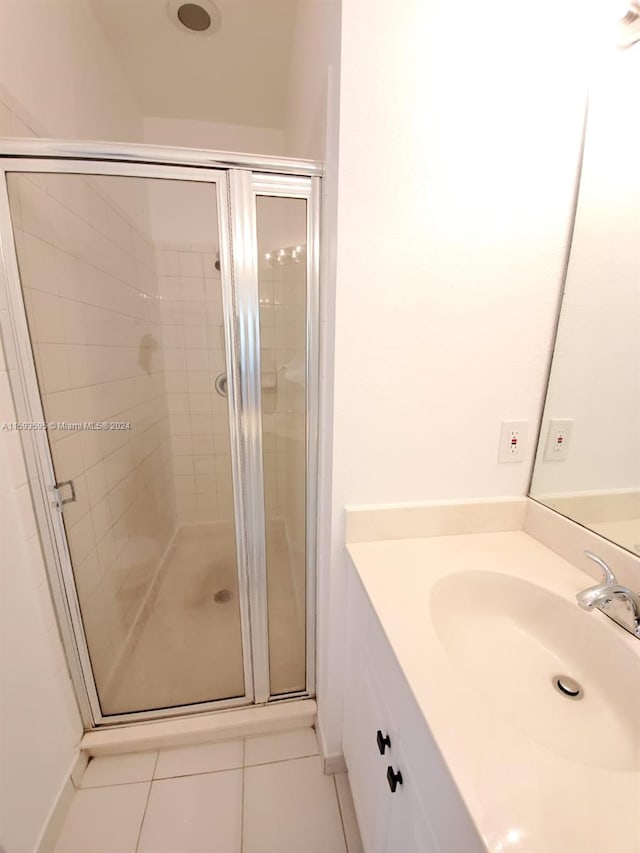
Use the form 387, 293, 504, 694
0, 140, 319, 726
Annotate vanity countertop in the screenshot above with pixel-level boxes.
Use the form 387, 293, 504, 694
347, 530, 640, 853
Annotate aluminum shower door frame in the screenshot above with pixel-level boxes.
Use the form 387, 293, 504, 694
0, 141, 320, 726
229, 171, 319, 703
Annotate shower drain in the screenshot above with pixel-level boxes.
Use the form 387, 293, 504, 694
213, 588, 233, 604
552, 674, 584, 700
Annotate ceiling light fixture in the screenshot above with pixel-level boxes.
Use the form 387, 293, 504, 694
617, 0, 640, 46
167, 0, 221, 35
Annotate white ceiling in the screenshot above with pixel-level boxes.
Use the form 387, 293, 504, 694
90, 0, 299, 129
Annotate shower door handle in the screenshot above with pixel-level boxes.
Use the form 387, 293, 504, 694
51, 479, 76, 510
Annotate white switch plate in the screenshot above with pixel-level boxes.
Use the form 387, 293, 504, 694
498, 421, 528, 463
544, 419, 573, 461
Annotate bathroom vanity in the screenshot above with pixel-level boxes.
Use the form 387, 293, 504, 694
342, 530, 640, 852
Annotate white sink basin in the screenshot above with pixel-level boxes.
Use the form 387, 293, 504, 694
430, 570, 640, 771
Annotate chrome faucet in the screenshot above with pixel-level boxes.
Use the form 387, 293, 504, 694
576, 551, 640, 639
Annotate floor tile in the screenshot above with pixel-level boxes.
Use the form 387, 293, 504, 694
335, 773, 365, 853
243, 755, 346, 853
137, 769, 242, 853
54, 783, 149, 853
80, 751, 157, 788
244, 727, 319, 766
154, 739, 243, 779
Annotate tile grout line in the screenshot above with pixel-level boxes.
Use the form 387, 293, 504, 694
333, 774, 351, 853
81, 748, 321, 790
133, 751, 159, 853
152, 763, 244, 783
81, 778, 161, 790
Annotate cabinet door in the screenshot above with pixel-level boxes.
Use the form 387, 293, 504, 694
343, 651, 393, 853
384, 740, 439, 853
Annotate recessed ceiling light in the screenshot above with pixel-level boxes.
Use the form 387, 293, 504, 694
167, 0, 221, 35
178, 4, 211, 31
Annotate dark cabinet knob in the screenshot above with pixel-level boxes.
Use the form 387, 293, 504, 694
386, 765, 403, 793
376, 730, 391, 755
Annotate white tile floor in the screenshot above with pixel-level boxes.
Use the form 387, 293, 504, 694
54, 728, 363, 853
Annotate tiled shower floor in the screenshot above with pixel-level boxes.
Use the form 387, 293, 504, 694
54, 729, 363, 853
104, 520, 304, 715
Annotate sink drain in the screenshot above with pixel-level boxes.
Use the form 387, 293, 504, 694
213, 588, 233, 604
552, 674, 583, 700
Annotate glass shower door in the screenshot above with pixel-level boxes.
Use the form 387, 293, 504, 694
4, 167, 250, 718
256, 195, 308, 695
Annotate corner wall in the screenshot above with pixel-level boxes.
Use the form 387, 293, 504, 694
0, 109, 85, 853
0, 0, 141, 143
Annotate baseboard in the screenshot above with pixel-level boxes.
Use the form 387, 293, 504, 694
70, 750, 89, 787
323, 752, 347, 775
35, 749, 89, 852
315, 717, 347, 775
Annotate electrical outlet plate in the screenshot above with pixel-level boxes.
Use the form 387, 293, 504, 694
544, 419, 573, 461
498, 420, 528, 463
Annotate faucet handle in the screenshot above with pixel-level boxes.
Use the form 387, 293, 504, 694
584, 551, 617, 585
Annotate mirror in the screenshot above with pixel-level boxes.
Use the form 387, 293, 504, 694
530, 50, 640, 555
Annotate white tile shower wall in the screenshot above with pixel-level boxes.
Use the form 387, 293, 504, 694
9, 171, 177, 698
156, 242, 234, 526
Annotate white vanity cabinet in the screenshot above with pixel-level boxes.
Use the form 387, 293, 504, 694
342, 562, 484, 853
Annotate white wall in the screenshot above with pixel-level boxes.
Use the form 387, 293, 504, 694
143, 116, 286, 157
0, 0, 141, 142
531, 46, 640, 498
0, 303, 83, 853
284, 0, 341, 160
316, 0, 599, 755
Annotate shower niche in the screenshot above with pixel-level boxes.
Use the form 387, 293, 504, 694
0, 145, 319, 726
